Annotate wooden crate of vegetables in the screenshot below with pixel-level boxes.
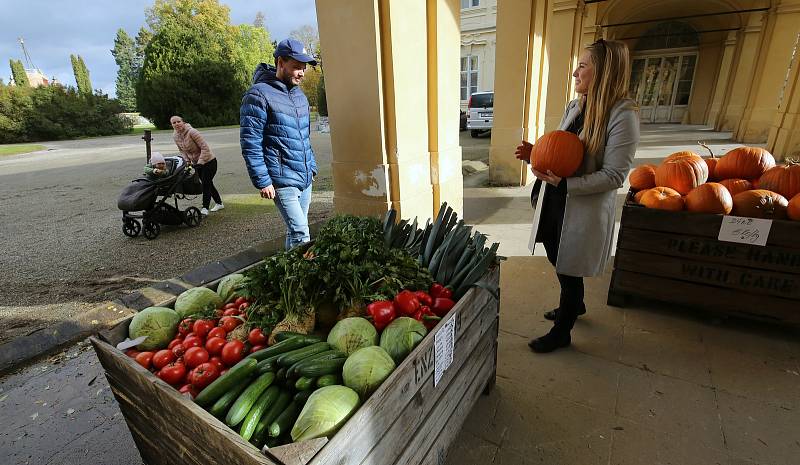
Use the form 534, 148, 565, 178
91, 203, 502, 465
609, 144, 800, 326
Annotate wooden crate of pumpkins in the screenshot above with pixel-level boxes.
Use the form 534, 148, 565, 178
608, 144, 800, 326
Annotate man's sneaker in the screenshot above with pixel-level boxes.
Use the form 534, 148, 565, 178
200, 207, 209, 215
209, 203, 225, 212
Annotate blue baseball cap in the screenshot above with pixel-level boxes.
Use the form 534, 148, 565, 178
274, 38, 317, 66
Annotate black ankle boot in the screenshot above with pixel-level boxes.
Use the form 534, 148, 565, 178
544, 306, 586, 321
528, 330, 571, 353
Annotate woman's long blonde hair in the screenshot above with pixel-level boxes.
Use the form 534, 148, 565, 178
580, 39, 632, 157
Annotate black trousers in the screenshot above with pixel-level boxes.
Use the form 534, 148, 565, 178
196, 159, 222, 208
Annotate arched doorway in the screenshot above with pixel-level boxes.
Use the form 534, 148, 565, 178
629, 21, 700, 123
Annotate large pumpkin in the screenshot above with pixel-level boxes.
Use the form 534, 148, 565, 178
788, 194, 800, 221
634, 189, 647, 204
714, 147, 776, 180
731, 189, 788, 219
718, 178, 753, 197
685, 183, 732, 214
757, 163, 800, 200
639, 187, 684, 211
654, 151, 708, 195
531, 130, 584, 178
629, 164, 657, 191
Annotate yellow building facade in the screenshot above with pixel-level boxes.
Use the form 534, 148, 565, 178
316, 0, 800, 218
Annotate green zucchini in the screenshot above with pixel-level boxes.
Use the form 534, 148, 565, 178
274, 331, 320, 343
288, 350, 345, 378
294, 376, 316, 391
194, 358, 258, 407
276, 342, 331, 367
250, 389, 292, 448
268, 400, 300, 438
245, 335, 319, 362
316, 374, 342, 388
298, 357, 347, 378
226, 372, 276, 427
239, 385, 280, 441
208, 381, 250, 418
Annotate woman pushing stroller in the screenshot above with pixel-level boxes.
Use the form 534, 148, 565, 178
171, 115, 224, 215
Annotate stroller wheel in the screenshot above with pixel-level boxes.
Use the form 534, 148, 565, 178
143, 220, 161, 240
123, 218, 141, 237
184, 207, 202, 227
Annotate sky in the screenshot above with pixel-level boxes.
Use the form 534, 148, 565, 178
0, 0, 318, 96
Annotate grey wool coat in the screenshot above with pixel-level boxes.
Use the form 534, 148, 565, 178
528, 97, 640, 277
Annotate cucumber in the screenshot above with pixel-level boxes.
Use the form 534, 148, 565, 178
239, 385, 280, 441
256, 353, 283, 374
195, 358, 258, 407
294, 376, 316, 391
287, 350, 345, 378
208, 381, 250, 418
274, 331, 319, 343
245, 335, 319, 362
268, 400, 300, 438
294, 389, 313, 405
275, 367, 287, 382
276, 342, 331, 367
316, 374, 342, 388
250, 389, 292, 448
225, 372, 276, 427
298, 357, 347, 378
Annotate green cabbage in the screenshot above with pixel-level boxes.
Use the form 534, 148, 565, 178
379, 317, 427, 364
291, 385, 360, 442
174, 287, 222, 318
128, 306, 180, 350
343, 346, 396, 398
216, 273, 245, 303
327, 317, 378, 356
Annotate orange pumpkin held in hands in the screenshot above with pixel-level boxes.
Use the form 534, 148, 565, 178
640, 187, 684, 211
757, 162, 800, 200
685, 183, 733, 214
531, 130, 584, 178
788, 194, 800, 221
714, 147, 775, 180
629, 164, 657, 191
718, 178, 752, 197
731, 189, 788, 219
654, 151, 708, 195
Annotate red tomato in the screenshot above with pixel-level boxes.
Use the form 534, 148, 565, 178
207, 327, 227, 339
192, 319, 215, 339
182, 335, 203, 350
184, 347, 209, 368
178, 319, 194, 337
190, 362, 221, 390
179, 384, 199, 398
157, 363, 186, 385
238, 302, 250, 312
234, 296, 248, 306
222, 308, 241, 317
248, 328, 268, 346
219, 316, 242, 333
152, 349, 176, 370
221, 340, 245, 366
224, 302, 237, 310
134, 351, 154, 369
205, 337, 227, 356
167, 338, 183, 350
250, 345, 267, 354
171, 344, 185, 359
124, 349, 140, 358
209, 356, 225, 372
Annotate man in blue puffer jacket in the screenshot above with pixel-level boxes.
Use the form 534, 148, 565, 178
240, 38, 319, 249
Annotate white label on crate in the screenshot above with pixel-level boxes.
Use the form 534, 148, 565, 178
116, 336, 147, 351
434, 316, 456, 387
718, 216, 772, 246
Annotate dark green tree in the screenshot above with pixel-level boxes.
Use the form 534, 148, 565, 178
111, 29, 137, 111
70, 54, 93, 94
133, 27, 152, 77
10, 59, 29, 87
317, 74, 327, 117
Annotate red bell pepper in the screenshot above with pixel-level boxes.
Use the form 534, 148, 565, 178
432, 297, 455, 317
413, 306, 441, 330
437, 287, 453, 300
366, 300, 397, 331
429, 283, 445, 299
394, 290, 421, 316
414, 290, 433, 307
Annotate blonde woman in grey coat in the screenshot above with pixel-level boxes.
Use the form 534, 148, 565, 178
515, 39, 640, 353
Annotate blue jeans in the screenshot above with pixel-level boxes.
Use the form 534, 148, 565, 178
274, 184, 312, 249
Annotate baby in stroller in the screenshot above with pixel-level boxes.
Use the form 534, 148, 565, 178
117, 152, 204, 239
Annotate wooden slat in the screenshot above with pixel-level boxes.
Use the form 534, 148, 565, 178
619, 205, 800, 248
615, 250, 800, 300
610, 270, 800, 325
616, 228, 800, 274
266, 438, 328, 465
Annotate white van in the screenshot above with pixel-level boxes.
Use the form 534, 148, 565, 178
466, 91, 493, 137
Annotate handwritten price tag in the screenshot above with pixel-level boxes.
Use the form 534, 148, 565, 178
434, 316, 456, 387
718, 216, 772, 246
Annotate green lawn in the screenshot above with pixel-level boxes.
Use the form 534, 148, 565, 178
0, 144, 47, 156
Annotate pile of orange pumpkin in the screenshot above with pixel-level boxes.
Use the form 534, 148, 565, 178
629, 145, 800, 220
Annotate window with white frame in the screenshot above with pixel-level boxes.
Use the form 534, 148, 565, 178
460, 56, 479, 101
461, 0, 480, 9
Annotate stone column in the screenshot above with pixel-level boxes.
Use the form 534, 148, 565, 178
707, 32, 738, 129
488, 0, 552, 186
719, 14, 765, 133
767, 29, 800, 161
542, 0, 582, 132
